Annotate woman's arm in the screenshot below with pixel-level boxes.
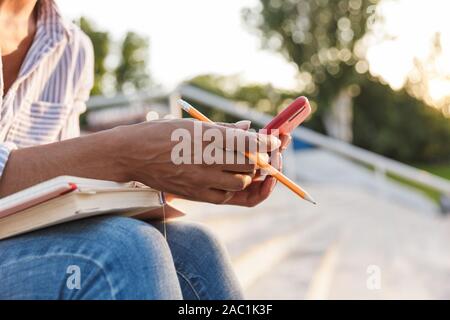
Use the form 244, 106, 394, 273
0, 119, 280, 204
0, 127, 127, 197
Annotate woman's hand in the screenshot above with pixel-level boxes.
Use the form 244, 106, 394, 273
0, 118, 283, 206
223, 132, 291, 207
165, 130, 291, 207
115, 119, 281, 205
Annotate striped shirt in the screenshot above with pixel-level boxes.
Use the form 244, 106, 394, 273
0, 0, 93, 177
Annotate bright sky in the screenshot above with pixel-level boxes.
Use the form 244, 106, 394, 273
56, 0, 450, 98
367, 0, 450, 100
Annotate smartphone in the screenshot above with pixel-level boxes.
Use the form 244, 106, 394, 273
263, 96, 311, 135
253, 97, 311, 181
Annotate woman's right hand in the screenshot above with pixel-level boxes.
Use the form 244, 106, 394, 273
113, 119, 281, 204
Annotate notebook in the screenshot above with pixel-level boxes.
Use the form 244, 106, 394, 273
0, 176, 184, 240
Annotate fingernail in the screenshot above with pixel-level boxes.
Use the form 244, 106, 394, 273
235, 120, 251, 130
256, 133, 281, 152
270, 136, 282, 149
244, 175, 252, 187
258, 152, 270, 163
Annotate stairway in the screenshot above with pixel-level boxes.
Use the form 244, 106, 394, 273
170, 151, 450, 299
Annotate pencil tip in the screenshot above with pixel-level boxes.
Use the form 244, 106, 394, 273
304, 193, 317, 205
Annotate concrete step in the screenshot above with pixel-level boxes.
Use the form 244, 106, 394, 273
172, 186, 323, 291
171, 181, 450, 299
231, 214, 322, 290
327, 207, 450, 299
243, 214, 342, 299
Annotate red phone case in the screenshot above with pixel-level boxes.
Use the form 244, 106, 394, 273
263, 96, 311, 135
253, 96, 311, 181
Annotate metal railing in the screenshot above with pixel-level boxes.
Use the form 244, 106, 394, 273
173, 84, 450, 197
86, 89, 167, 110
85, 84, 450, 197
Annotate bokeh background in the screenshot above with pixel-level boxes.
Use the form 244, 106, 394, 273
56, 0, 450, 299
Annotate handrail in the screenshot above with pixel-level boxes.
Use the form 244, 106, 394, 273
87, 89, 167, 110
176, 84, 450, 196
85, 85, 450, 196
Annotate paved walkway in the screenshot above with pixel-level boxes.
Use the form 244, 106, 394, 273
172, 150, 450, 299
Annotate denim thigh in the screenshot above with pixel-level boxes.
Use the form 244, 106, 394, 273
0, 216, 183, 300
153, 221, 243, 300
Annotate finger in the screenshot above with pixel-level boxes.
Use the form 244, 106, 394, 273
280, 134, 292, 150
203, 147, 257, 171
254, 152, 269, 163
255, 133, 282, 153
261, 176, 277, 197
258, 150, 276, 176
210, 125, 281, 155
248, 176, 275, 207
207, 123, 256, 152
209, 172, 253, 192
200, 189, 234, 205
220, 162, 257, 174
218, 149, 269, 167
222, 149, 254, 166
270, 149, 281, 171
217, 120, 251, 131
252, 169, 264, 181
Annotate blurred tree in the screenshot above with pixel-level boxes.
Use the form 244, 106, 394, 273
241, 0, 450, 163
115, 32, 151, 93
188, 71, 450, 163
188, 74, 233, 98
77, 19, 151, 95
243, 0, 379, 139
187, 74, 299, 127
186, 74, 245, 124
77, 17, 110, 95
353, 79, 450, 163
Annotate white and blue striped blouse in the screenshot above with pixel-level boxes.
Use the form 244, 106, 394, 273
0, 0, 94, 177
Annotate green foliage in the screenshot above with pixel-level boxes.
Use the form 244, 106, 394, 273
243, 0, 450, 164
387, 173, 441, 204
186, 75, 247, 124
187, 74, 301, 128
77, 17, 110, 95
115, 32, 151, 93
243, 0, 378, 110
188, 71, 450, 163
77, 18, 151, 95
353, 79, 450, 163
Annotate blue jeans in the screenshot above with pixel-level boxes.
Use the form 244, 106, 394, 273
0, 216, 243, 300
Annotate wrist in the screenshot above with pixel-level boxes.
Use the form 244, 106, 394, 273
104, 125, 135, 182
